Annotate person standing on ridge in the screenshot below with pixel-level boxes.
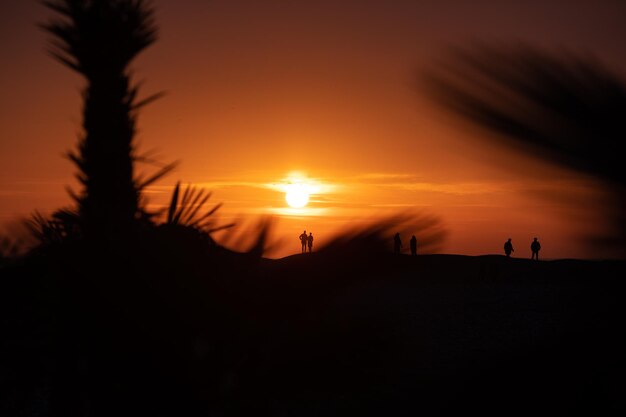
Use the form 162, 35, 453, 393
531, 237, 541, 260
410, 235, 417, 256
307, 232, 314, 253
394, 232, 403, 254
299, 230, 308, 253
504, 238, 514, 257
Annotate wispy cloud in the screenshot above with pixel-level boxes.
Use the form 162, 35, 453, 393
0, 190, 33, 196
143, 171, 594, 214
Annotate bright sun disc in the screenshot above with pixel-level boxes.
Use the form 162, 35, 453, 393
285, 183, 310, 208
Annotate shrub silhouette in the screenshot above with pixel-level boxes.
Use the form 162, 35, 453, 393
26, 208, 81, 246
0, 235, 22, 266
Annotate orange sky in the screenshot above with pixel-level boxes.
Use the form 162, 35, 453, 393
2, 1, 626, 258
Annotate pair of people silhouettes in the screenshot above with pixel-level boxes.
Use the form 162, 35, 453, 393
299, 230, 313, 253
393, 233, 418, 255
504, 237, 541, 260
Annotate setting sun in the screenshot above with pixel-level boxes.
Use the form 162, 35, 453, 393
285, 183, 310, 208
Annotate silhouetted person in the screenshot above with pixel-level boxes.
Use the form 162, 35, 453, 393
504, 238, 514, 257
410, 235, 417, 255
299, 230, 307, 253
307, 232, 314, 253
531, 237, 541, 260
394, 233, 402, 254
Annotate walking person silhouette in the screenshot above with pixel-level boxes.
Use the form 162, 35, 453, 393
504, 238, 514, 257
394, 232, 403, 254
299, 230, 308, 253
307, 232, 314, 253
531, 237, 541, 260
410, 235, 417, 255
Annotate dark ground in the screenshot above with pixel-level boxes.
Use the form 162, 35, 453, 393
1, 250, 625, 416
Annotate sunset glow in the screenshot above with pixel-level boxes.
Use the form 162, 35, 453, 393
1, 1, 626, 259
2, 3, 623, 415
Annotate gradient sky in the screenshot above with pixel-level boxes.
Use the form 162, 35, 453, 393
2, 0, 626, 258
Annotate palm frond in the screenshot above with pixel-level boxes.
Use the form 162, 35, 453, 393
132, 91, 167, 110
167, 182, 180, 224
165, 183, 231, 235
135, 161, 179, 190
26, 208, 81, 245
42, 0, 158, 77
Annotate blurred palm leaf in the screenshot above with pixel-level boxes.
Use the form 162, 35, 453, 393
426, 45, 626, 249
426, 46, 626, 187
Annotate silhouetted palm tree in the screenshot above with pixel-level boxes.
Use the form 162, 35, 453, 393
42, 0, 163, 243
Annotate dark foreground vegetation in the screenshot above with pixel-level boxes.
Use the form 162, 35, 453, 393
2, 246, 624, 416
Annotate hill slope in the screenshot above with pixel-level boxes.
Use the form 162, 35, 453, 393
2, 252, 624, 416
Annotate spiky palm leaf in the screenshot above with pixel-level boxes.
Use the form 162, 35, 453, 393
166, 182, 235, 234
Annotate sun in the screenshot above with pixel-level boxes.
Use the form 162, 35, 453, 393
285, 183, 310, 208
